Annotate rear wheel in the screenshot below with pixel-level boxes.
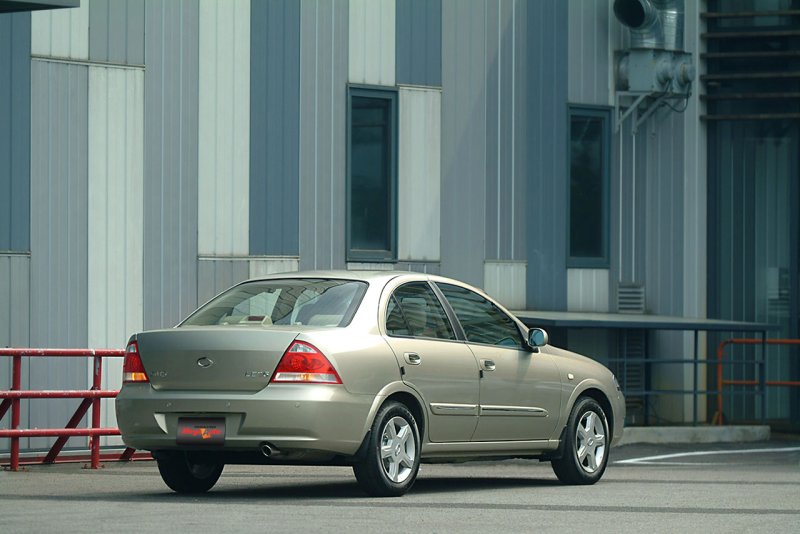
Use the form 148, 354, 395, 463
551, 397, 609, 485
156, 451, 224, 493
353, 401, 421, 497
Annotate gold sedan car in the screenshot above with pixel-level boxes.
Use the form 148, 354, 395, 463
116, 271, 624, 496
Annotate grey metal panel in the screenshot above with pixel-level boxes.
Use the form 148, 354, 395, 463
524, 0, 568, 310
0, 255, 29, 451
0, 12, 30, 252
89, 0, 145, 65
440, 0, 486, 289
298, 0, 347, 271
250, 0, 300, 256
395, 0, 441, 87
484, 0, 517, 262
143, 0, 199, 330
644, 113, 684, 316
567, 0, 611, 106
29, 60, 89, 449
512, 0, 527, 262
197, 259, 249, 306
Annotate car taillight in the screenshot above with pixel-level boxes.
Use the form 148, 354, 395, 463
123, 341, 150, 383
271, 341, 342, 384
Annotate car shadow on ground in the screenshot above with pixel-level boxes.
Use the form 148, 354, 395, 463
193, 475, 562, 500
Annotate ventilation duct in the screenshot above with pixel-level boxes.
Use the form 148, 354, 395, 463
614, 0, 684, 51
613, 0, 693, 98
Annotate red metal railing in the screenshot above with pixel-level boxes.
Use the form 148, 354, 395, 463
713, 338, 800, 425
0, 348, 147, 470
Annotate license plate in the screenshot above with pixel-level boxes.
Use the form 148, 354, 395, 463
176, 418, 226, 445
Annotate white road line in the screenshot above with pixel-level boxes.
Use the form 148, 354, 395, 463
615, 447, 800, 465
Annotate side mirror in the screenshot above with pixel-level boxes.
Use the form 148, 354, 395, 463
528, 328, 549, 348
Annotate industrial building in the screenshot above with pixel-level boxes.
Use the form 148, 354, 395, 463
1, 0, 798, 456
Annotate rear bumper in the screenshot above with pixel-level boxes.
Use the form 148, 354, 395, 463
115, 383, 377, 457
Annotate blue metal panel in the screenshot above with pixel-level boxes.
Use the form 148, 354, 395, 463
89, 0, 145, 65
525, 0, 568, 310
395, 0, 441, 87
142, 0, 199, 329
250, 0, 300, 256
0, 13, 30, 252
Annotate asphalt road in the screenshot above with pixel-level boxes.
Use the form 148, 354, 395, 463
1, 440, 799, 533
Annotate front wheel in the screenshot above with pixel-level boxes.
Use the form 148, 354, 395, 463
551, 397, 610, 485
156, 451, 224, 493
353, 401, 421, 497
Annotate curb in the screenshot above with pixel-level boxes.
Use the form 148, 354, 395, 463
617, 425, 771, 446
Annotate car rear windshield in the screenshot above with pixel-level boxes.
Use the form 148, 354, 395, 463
181, 279, 368, 328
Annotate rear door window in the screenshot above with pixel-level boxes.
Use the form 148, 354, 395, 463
385, 282, 456, 341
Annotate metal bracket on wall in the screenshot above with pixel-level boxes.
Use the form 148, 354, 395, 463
615, 90, 689, 135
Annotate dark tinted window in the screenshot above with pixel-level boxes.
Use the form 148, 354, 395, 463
569, 107, 609, 266
386, 283, 455, 341
182, 279, 367, 327
436, 283, 523, 349
349, 89, 397, 260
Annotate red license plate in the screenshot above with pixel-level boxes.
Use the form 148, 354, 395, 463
176, 418, 226, 445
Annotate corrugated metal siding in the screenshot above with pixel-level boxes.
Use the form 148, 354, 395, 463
142, 0, 199, 330
87, 66, 144, 443
524, 0, 568, 310
484, 261, 526, 309
567, 268, 609, 312
197, 259, 250, 306
87, 65, 144, 350
198, 0, 250, 257
31, 0, 89, 60
644, 114, 684, 316
0, 254, 30, 452
29, 60, 89, 449
0, 13, 31, 252
395, 0, 441, 87
348, 0, 395, 86
88, 0, 145, 65
249, 257, 300, 278
484, 0, 525, 262
567, 0, 611, 106
249, 0, 300, 256
298, 0, 348, 270
398, 86, 440, 262
440, 0, 486, 289
680, 0, 706, 322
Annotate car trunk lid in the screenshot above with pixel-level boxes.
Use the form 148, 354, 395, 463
135, 327, 298, 392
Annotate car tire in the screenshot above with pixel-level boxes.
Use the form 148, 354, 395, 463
156, 451, 224, 493
353, 401, 421, 497
551, 396, 610, 485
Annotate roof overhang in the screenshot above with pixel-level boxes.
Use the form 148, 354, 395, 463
0, 0, 78, 13
512, 310, 777, 333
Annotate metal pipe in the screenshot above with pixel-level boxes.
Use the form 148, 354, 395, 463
260, 443, 273, 457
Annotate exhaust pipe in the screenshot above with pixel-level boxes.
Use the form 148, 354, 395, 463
260, 442, 274, 457
614, 0, 684, 51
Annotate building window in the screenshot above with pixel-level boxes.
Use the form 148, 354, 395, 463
347, 88, 397, 261
568, 106, 610, 267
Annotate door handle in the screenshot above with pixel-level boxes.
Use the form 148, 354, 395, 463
480, 359, 496, 371
404, 352, 421, 365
